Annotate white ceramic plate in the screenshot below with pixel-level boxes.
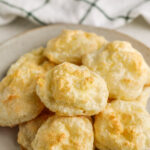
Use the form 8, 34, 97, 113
0, 24, 150, 150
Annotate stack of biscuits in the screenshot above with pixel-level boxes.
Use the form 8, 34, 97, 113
0, 30, 150, 150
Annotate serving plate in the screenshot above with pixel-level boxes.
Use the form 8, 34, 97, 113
0, 24, 150, 150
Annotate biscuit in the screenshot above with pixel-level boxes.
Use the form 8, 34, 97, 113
94, 100, 150, 150
7, 48, 45, 75
82, 41, 150, 101
44, 30, 107, 64
18, 110, 53, 150
32, 116, 94, 150
7, 48, 55, 75
36, 62, 108, 116
0, 48, 54, 126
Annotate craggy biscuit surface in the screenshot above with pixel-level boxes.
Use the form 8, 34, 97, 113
7, 48, 55, 75
36, 62, 108, 116
44, 30, 107, 64
0, 48, 54, 126
7, 48, 44, 75
32, 116, 94, 150
18, 110, 52, 150
94, 100, 150, 150
83, 41, 150, 101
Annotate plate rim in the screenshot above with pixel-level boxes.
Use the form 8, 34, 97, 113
0, 23, 150, 51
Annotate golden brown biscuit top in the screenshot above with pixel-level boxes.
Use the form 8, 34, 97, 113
82, 41, 150, 100
0, 48, 54, 126
32, 116, 94, 150
0, 63, 44, 126
7, 48, 45, 75
94, 100, 150, 150
36, 62, 108, 116
44, 30, 107, 64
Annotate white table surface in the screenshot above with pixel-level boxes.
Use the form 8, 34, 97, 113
0, 16, 150, 48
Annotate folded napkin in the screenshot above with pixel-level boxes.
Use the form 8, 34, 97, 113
0, 0, 150, 28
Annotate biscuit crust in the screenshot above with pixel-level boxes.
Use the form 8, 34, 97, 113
32, 116, 94, 150
83, 41, 150, 101
44, 30, 107, 64
94, 100, 150, 150
18, 110, 52, 150
36, 62, 108, 116
0, 48, 54, 126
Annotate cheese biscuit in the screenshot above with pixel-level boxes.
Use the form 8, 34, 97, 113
32, 116, 94, 150
44, 30, 107, 64
0, 48, 54, 126
83, 41, 150, 101
18, 110, 53, 150
36, 62, 108, 116
94, 100, 150, 150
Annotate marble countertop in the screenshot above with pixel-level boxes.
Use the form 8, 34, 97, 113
0, 16, 150, 47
